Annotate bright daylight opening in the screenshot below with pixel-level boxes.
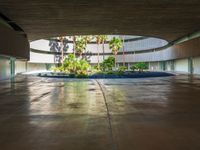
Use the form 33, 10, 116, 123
28, 35, 170, 78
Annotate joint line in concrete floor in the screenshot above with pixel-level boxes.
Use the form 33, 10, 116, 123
95, 80, 117, 150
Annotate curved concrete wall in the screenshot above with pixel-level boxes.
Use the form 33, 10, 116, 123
29, 37, 168, 63
116, 37, 200, 63
30, 37, 167, 53
29, 37, 200, 64
123, 38, 167, 52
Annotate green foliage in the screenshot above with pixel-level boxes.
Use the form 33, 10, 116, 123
101, 56, 115, 71
130, 65, 137, 72
99, 35, 107, 43
63, 54, 78, 73
51, 66, 63, 72
92, 65, 101, 72
106, 71, 115, 75
131, 62, 148, 72
109, 37, 122, 55
118, 66, 127, 74
83, 35, 94, 43
93, 65, 98, 70
53, 54, 91, 76
76, 59, 91, 76
75, 37, 87, 56
75, 35, 94, 58
95, 35, 108, 44
95, 35, 101, 44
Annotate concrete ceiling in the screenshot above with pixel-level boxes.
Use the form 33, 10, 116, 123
0, 0, 200, 41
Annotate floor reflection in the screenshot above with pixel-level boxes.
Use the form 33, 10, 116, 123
1, 75, 200, 150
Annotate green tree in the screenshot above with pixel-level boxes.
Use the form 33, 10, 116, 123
101, 56, 115, 71
58, 36, 65, 65
132, 62, 148, 72
83, 35, 93, 58
122, 36, 125, 66
71, 36, 77, 56
76, 59, 91, 76
99, 35, 108, 61
75, 36, 86, 58
95, 35, 101, 70
62, 53, 91, 76
109, 37, 122, 69
63, 54, 78, 73
130, 65, 137, 72
118, 66, 127, 74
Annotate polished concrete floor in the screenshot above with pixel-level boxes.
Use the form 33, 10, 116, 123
0, 75, 200, 150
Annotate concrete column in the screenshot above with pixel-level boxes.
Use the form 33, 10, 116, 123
10, 57, 15, 78
188, 57, 193, 74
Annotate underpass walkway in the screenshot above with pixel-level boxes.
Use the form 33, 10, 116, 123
0, 75, 200, 150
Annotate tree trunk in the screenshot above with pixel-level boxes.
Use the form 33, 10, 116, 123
97, 43, 100, 69
102, 40, 105, 71
73, 36, 76, 57
122, 36, 125, 66
115, 53, 117, 69
85, 41, 87, 60
102, 40, 105, 61
60, 37, 64, 65
78, 53, 82, 60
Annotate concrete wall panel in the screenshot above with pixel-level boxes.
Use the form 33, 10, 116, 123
130, 37, 200, 63
0, 56, 10, 80
149, 62, 160, 71
193, 57, 200, 74
15, 60, 26, 74
175, 59, 189, 73
27, 63, 47, 72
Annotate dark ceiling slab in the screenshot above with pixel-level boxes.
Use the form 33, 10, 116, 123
0, 0, 199, 41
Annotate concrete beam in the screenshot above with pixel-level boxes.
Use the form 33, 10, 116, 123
0, 0, 199, 41
0, 23, 29, 59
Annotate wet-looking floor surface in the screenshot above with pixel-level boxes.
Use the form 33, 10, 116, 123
0, 75, 200, 150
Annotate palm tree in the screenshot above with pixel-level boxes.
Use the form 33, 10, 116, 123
122, 36, 125, 67
70, 36, 78, 57
99, 35, 108, 61
109, 37, 122, 69
75, 36, 86, 59
73, 36, 76, 57
95, 35, 101, 69
58, 36, 65, 65
83, 35, 93, 59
